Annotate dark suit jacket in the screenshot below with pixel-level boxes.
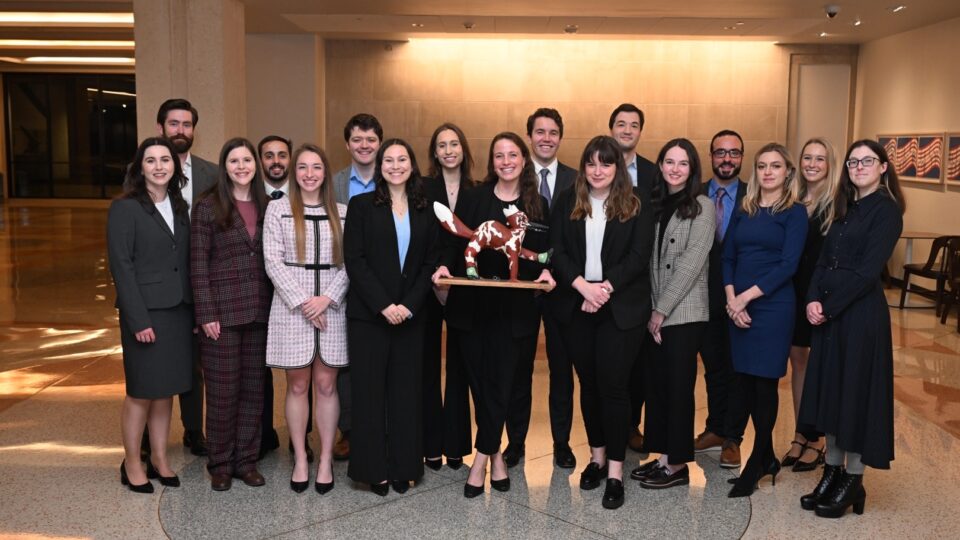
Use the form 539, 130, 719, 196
190, 154, 218, 202
343, 191, 438, 322
549, 162, 577, 207
548, 187, 655, 330
190, 196, 272, 327
704, 178, 747, 317
634, 154, 657, 207
107, 197, 193, 334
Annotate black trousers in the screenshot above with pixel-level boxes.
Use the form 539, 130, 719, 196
729, 372, 779, 472
699, 315, 748, 442
422, 300, 472, 459
629, 339, 649, 428
644, 322, 707, 464
562, 307, 642, 462
336, 367, 351, 434
505, 322, 538, 448
347, 318, 425, 484
457, 320, 530, 456
178, 333, 204, 432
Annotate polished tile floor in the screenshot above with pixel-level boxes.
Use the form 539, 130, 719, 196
1, 204, 959, 539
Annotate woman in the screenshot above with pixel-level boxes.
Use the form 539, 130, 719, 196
432, 132, 554, 499
781, 138, 841, 472
631, 138, 714, 490
421, 123, 476, 471
108, 137, 193, 493
798, 140, 904, 518
191, 137, 272, 491
263, 143, 348, 494
344, 138, 438, 496
723, 142, 808, 498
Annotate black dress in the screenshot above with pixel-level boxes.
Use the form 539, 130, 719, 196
798, 190, 902, 469
792, 211, 827, 347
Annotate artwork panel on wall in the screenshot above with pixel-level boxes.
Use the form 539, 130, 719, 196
878, 133, 945, 184
946, 134, 960, 185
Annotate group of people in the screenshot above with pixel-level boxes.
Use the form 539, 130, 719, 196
108, 98, 903, 518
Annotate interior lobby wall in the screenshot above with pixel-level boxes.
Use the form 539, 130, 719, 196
323, 38, 791, 177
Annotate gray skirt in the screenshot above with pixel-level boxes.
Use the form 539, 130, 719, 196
120, 303, 193, 399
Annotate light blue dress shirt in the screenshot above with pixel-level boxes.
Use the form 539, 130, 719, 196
393, 210, 410, 272
348, 165, 376, 200
708, 178, 740, 240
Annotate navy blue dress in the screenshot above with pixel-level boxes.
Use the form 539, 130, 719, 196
722, 204, 808, 378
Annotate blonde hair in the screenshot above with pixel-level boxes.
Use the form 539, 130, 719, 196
742, 142, 799, 216
798, 137, 840, 235
287, 144, 343, 266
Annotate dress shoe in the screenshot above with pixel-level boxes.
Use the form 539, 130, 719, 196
503, 444, 525, 468
727, 455, 780, 496
463, 481, 484, 498
602, 479, 625, 509
579, 462, 608, 490
793, 444, 825, 473
801, 464, 843, 510
424, 458, 443, 471
391, 480, 410, 494
719, 440, 741, 469
814, 472, 865, 518
639, 465, 689, 489
333, 433, 350, 461
693, 430, 724, 453
553, 444, 576, 469
781, 439, 806, 467
234, 470, 266, 487
210, 473, 232, 491
628, 428, 644, 452
291, 478, 309, 493
182, 430, 208, 457
371, 482, 389, 496
630, 459, 662, 481
490, 476, 510, 492
289, 439, 315, 463
727, 457, 781, 485
145, 460, 181, 487
120, 461, 154, 494
315, 480, 334, 495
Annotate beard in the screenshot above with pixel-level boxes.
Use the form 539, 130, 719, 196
713, 160, 741, 181
167, 134, 193, 154
264, 165, 287, 183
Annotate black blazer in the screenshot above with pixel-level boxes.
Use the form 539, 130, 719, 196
548, 187, 655, 330
703, 178, 747, 317
423, 175, 476, 212
344, 190, 438, 323
634, 154, 657, 207
107, 197, 193, 334
440, 182, 550, 337
551, 162, 577, 206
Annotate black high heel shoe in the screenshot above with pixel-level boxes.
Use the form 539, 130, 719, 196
447, 457, 464, 470
424, 458, 443, 471
793, 445, 825, 473
145, 460, 181, 487
781, 439, 806, 468
371, 481, 389, 496
120, 461, 154, 494
801, 464, 842, 510
490, 476, 510, 492
314, 479, 334, 494
815, 472, 865, 518
290, 461, 309, 493
727, 456, 780, 497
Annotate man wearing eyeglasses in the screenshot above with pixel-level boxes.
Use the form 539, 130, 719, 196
694, 130, 749, 469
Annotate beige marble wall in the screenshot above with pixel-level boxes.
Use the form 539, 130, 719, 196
324, 38, 790, 176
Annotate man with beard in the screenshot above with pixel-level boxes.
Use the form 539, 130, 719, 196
330, 113, 383, 461
608, 103, 657, 453
153, 98, 218, 456
693, 130, 748, 469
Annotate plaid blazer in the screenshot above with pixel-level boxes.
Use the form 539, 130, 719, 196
650, 194, 714, 327
191, 196, 272, 327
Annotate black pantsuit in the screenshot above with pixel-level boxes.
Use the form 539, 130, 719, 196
506, 320, 539, 448
421, 296, 472, 460
561, 308, 642, 462
644, 322, 707, 464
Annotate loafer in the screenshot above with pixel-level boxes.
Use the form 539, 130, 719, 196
602, 479, 625, 509
391, 480, 410, 494
693, 430, 724, 453
371, 482, 389, 496
446, 457, 464, 470
720, 440, 741, 469
630, 459, 662, 481
503, 444, 525, 468
183, 430, 208, 457
553, 444, 576, 469
628, 428, 644, 452
210, 473, 232, 491
639, 465, 689, 489
579, 462, 608, 490
234, 470, 265, 487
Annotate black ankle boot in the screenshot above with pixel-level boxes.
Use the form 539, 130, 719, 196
800, 464, 842, 510
815, 471, 865, 518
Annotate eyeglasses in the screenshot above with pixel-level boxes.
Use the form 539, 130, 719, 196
712, 149, 743, 159
846, 157, 879, 168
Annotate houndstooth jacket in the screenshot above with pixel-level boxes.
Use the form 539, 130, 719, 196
264, 198, 349, 368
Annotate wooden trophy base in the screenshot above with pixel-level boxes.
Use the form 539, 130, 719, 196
436, 277, 552, 290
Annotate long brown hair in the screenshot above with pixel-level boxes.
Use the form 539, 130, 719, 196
483, 132, 543, 222
742, 142, 799, 216
206, 137, 268, 230
571, 135, 640, 222
836, 139, 906, 219
372, 138, 428, 211
122, 137, 188, 216
427, 123, 475, 186
288, 143, 343, 265
651, 138, 703, 220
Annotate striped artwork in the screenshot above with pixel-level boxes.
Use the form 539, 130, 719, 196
878, 134, 946, 183
947, 135, 960, 183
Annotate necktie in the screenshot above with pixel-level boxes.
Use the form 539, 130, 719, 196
715, 187, 726, 241
271, 190, 284, 200
539, 169, 551, 208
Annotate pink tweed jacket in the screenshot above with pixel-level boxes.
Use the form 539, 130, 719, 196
263, 198, 349, 368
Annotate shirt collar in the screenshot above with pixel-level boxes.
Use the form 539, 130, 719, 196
709, 178, 739, 198
266, 181, 288, 196
182, 153, 192, 170
533, 159, 558, 179
349, 164, 372, 185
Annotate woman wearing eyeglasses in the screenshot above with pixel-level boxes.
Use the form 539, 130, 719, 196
797, 140, 904, 518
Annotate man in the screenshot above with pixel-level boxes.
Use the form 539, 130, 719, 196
503, 108, 577, 469
608, 103, 656, 452
155, 98, 218, 456
330, 113, 383, 460
694, 130, 749, 469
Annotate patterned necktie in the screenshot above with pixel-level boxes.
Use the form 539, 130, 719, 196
271, 190, 284, 200
539, 168, 551, 208
715, 187, 726, 241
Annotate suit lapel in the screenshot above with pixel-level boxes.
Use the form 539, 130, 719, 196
661, 213, 681, 257
150, 206, 175, 239
381, 204, 402, 275
600, 215, 616, 263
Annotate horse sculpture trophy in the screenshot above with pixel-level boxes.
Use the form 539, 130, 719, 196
433, 201, 552, 289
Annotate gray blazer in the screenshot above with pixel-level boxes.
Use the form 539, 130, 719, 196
333, 166, 350, 205
107, 197, 193, 334
650, 194, 715, 327
191, 154, 219, 202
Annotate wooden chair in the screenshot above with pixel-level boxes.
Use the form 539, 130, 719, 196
899, 235, 959, 314
939, 237, 960, 331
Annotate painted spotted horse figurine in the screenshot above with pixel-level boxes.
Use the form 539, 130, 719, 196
433, 201, 552, 281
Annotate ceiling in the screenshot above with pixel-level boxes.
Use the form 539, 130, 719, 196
0, 0, 958, 67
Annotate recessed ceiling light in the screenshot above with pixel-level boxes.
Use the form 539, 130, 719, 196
889, 4, 907, 12
563, 24, 579, 34
853, 18, 862, 26
819, 31, 829, 37
0, 12, 133, 26
735, 21, 745, 26
722, 26, 736, 30
410, 23, 424, 28
24, 56, 134, 64
0, 39, 134, 49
